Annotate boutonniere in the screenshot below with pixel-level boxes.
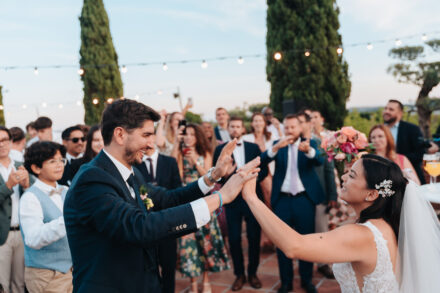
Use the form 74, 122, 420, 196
139, 185, 154, 210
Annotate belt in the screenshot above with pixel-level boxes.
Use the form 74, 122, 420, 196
9, 226, 20, 231
280, 191, 306, 197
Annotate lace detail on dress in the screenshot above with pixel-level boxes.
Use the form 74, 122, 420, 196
333, 221, 399, 293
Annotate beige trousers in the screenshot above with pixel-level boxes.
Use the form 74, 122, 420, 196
0, 231, 25, 293
315, 204, 329, 267
25, 267, 72, 293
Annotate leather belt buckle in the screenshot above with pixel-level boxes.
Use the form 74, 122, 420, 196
9, 226, 20, 231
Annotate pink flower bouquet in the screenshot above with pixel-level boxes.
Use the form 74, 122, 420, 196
321, 126, 374, 163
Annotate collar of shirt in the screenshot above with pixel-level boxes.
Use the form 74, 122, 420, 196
103, 149, 134, 182
34, 178, 63, 194
66, 152, 83, 163
292, 138, 301, 147
0, 156, 14, 171
387, 121, 400, 129
143, 149, 158, 162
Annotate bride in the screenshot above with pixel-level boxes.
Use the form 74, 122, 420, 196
241, 154, 440, 292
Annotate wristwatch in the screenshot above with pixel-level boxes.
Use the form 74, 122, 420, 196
206, 167, 221, 183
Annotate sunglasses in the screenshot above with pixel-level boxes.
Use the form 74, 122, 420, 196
68, 137, 86, 143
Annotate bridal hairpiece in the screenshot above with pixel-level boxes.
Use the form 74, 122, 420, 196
375, 179, 395, 197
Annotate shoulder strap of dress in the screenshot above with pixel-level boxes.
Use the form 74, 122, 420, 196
398, 154, 405, 169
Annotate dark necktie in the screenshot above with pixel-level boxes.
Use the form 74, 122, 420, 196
126, 174, 138, 197
146, 158, 154, 181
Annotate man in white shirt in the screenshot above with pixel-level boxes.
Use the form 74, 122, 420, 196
64, 99, 260, 292
9, 127, 26, 163
214, 107, 231, 142
0, 126, 30, 293
262, 106, 284, 140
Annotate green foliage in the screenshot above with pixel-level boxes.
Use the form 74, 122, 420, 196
0, 86, 4, 125
343, 109, 382, 135
266, 0, 351, 129
389, 46, 424, 61
185, 111, 202, 124
79, 0, 123, 125
248, 103, 268, 114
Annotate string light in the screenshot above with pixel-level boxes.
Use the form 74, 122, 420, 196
273, 52, 282, 61
157, 90, 163, 95
422, 34, 428, 41
237, 56, 244, 64
336, 47, 343, 55
42, 102, 47, 108
201, 60, 208, 69
58, 104, 63, 109
92, 98, 99, 105
304, 50, 311, 57
162, 63, 168, 71
395, 39, 402, 46
367, 43, 373, 50
0, 105, 3, 111
121, 65, 127, 73
34, 67, 39, 75
22, 104, 27, 109
78, 68, 84, 76
76, 100, 82, 106
107, 98, 114, 104
134, 95, 140, 101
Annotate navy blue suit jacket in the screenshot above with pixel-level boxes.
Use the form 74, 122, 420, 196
64, 151, 204, 293
260, 139, 325, 207
213, 141, 268, 201
135, 154, 182, 190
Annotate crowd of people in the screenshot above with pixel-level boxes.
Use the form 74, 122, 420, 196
0, 98, 435, 293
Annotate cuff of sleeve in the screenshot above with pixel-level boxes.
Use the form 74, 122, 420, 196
197, 177, 214, 194
190, 198, 211, 228
305, 147, 316, 159
268, 147, 277, 158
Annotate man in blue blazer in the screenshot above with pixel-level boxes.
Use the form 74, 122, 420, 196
260, 114, 325, 293
64, 99, 260, 293
135, 138, 182, 293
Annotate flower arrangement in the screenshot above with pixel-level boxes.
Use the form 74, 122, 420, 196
139, 185, 154, 210
321, 126, 374, 163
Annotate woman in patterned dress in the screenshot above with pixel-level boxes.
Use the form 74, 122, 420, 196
177, 123, 230, 293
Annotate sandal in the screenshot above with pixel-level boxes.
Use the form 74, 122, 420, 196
202, 282, 212, 293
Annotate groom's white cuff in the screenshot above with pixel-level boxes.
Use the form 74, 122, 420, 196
197, 177, 214, 194
190, 198, 211, 228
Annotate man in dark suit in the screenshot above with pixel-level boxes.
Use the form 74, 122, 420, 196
213, 116, 268, 291
383, 99, 425, 183
214, 107, 231, 142
59, 125, 85, 186
260, 114, 325, 293
135, 136, 181, 293
64, 99, 260, 293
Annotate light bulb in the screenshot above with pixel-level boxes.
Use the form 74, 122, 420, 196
22, 104, 27, 109
121, 65, 127, 73
76, 100, 81, 106
157, 90, 163, 95
422, 34, 428, 41
273, 52, 282, 61
304, 51, 311, 57
58, 104, 63, 109
336, 47, 343, 55
395, 39, 402, 46
34, 67, 39, 75
237, 56, 244, 64
42, 102, 47, 108
78, 68, 84, 75
0, 105, 3, 111
92, 98, 99, 105
162, 63, 168, 71
201, 60, 208, 69
107, 98, 114, 104
367, 43, 373, 50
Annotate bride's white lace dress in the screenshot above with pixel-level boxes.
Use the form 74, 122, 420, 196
333, 221, 399, 293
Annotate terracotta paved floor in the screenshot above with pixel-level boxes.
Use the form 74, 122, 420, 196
175, 243, 341, 293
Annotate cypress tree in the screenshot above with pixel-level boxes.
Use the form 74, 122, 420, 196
266, 0, 351, 129
0, 85, 5, 125
79, 0, 123, 124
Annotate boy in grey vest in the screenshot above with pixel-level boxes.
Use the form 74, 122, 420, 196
19, 141, 72, 293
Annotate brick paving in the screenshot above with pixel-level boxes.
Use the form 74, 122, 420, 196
175, 242, 341, 293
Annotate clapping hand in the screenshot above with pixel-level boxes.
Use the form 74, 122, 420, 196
298, 138, 311, 153
211, 139, 237, 180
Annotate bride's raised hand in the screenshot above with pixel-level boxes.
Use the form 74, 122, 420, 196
242, 173, 258, 202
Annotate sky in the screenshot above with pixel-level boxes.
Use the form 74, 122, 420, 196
1, 0, 440, 131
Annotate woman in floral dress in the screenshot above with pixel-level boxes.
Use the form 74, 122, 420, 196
177, 123, 230, 293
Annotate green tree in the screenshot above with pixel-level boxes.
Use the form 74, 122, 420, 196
266, 0, 351, 129
388, 39, 440, 138
0, 86, 4, 125
79, 0, 123, 124
185, 111, 203, 124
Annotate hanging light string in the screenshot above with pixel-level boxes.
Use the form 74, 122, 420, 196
1, 31, 439, 73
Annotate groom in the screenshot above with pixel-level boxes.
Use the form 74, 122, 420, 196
64, 99, 254, 292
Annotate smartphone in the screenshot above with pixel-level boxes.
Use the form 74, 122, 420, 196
178, 119, 187, 135
187, 97, 193, 107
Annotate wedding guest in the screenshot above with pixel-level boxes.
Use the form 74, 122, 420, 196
135, 133, 182, 293
27, 117, 53, 147
59, 126, 85, 186
297, 111, 337, 279
214, 108, 231, 142
25, 122, 37, 141
262, 107, 283, 140
177, 123, 229, 293
369, 124, 420, 185
202, 122, 219, 153
20, 141, 72, 292
214, 117, 269, 291
383, 99, 425, 183
156, 111, 184, 157
9, 127, 26, 163
69, 125, 104, 179
0, 126, 30, 293
260, 114, 325, 293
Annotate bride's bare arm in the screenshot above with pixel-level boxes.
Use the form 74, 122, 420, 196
243, 179, 375, 264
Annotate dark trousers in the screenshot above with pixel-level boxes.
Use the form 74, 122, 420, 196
274, 192, 315, 286
158, 239, 177, 293
225, 196, 261, 277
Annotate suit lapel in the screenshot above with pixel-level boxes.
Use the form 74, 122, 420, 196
243, 142, 250, 163
133, 168, 148, 213
396, 122, 404, 150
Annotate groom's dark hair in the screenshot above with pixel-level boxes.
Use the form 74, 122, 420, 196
101, 99, 160, 145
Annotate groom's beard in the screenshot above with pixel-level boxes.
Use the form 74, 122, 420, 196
124, 145, 143, 166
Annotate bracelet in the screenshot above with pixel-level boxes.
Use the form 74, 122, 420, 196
213, 191, 223, 216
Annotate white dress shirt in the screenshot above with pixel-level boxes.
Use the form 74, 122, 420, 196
19, 179, 68, 249
26, 136, 39, 147
66, 152, 83, 163
143, 150, 159, 175
218, 126, 231, 142
103, 149, 213, 228
0, 158, 20, 227
242, 133, 275, 175
232, 138, 246, 168
267, 124, 284, 141
268, 138, 316, 194
9, 149, 24, 163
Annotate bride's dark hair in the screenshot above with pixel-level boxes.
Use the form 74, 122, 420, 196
358, 154, 408, 238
